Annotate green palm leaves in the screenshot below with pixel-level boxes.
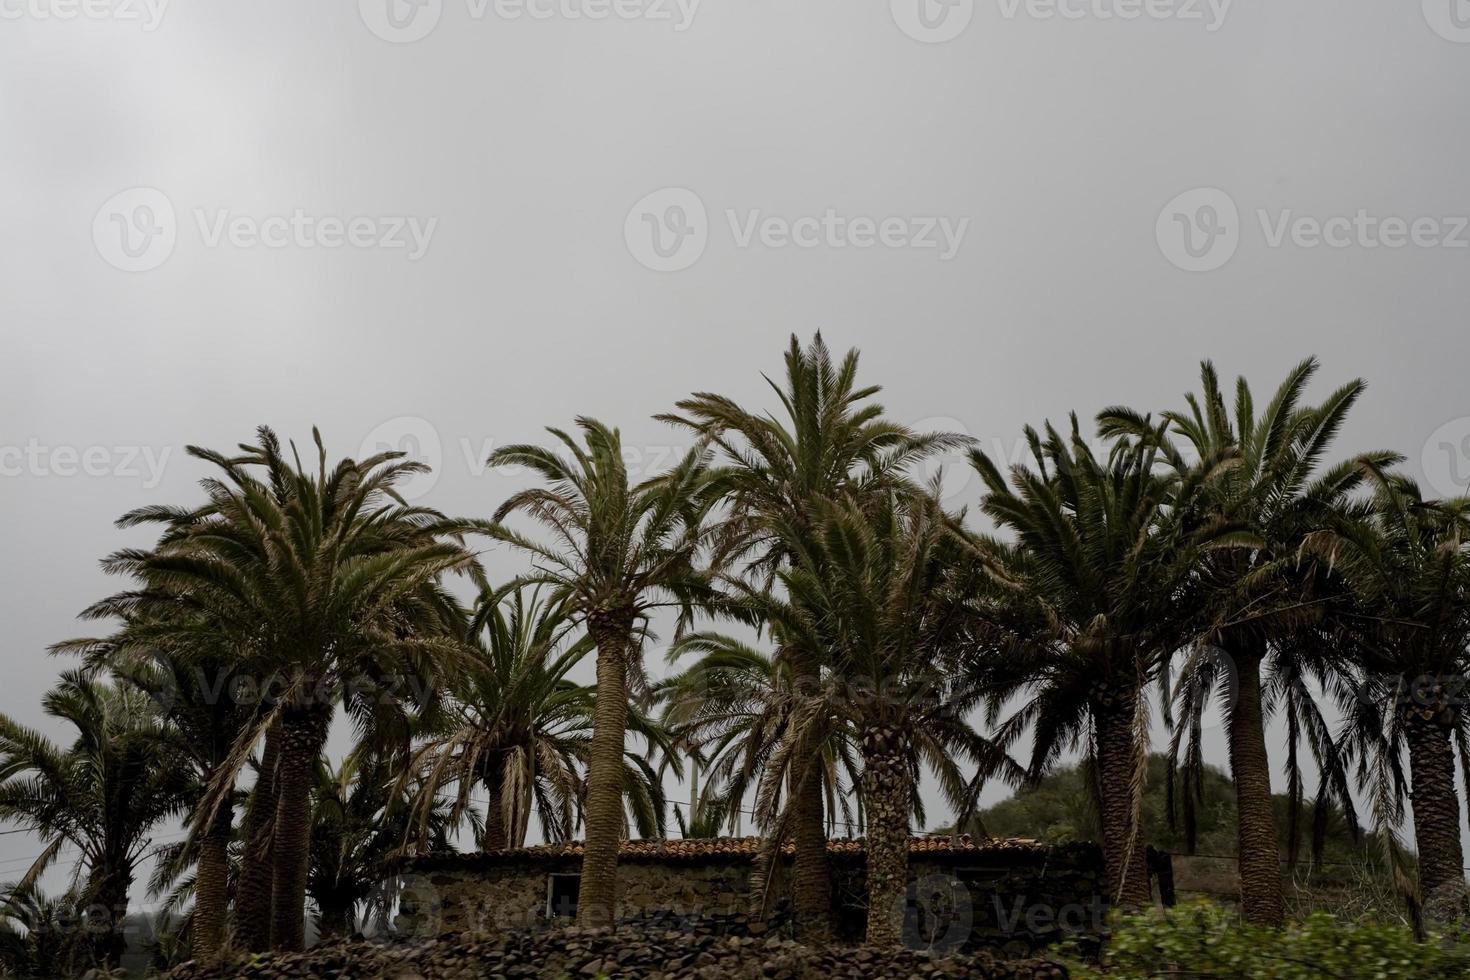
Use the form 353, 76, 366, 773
658, 333, 969, 941
1100, 359, 1389, 924
65, 426, 485, 954
1308, 466, 1470, 915
967, 414, 1249, 907
14, 339, 1470, 963
402, 587, 670, 853
0, 671, 191, 966
481, 417, 711, 927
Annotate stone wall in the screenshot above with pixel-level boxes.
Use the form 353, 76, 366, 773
411, 858, 759, 935
398, 840, 1106, 954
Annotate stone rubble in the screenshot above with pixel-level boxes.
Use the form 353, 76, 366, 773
165, 927, 1070, 979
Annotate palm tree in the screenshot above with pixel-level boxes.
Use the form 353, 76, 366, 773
659, 333, 966, 940
759, 492, 1000, 946
1305, 466, 1470, 915
124, 655, 253, 959
483, 418, 715, 928
1099, 358, 1387, 925
655, 636, 855, 849
233, 719, 282, 952
0, 671, 192, 968
99, 427, 481, 951
308, 752, 454, 940
401, 587, 671, 853
56, 607, 262, 960
0, 883, 84, 979
967, 416, 1244, 909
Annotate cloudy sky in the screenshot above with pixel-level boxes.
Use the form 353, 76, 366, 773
3, 0, 1470, 909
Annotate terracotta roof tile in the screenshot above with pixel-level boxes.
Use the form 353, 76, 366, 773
401, 835, 1051, 870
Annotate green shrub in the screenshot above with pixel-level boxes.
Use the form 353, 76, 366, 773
1068, 900, 1470, 979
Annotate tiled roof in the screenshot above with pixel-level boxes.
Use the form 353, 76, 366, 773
400, 835, 1051, 870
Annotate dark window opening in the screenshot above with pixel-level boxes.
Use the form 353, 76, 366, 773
547, 873, 580, 920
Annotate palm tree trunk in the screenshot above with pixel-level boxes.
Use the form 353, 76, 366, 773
192, 795, 236, 960
577, 619, 630, 928
1094, 689, 1152, 910
1226, 639, 1285, 926
860, 727, 910, 947
482, 764, 508, 853
87, 864, 133, 969
790, 652, 832, 942
270, 707, 331, 952
236, 719, 282, 951
1405, 716, 1467, 915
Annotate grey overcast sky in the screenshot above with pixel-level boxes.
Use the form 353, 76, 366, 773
3, 0, 1470, 899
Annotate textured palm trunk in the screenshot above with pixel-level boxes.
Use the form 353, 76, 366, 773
577, 619, 631, 928
270, 707, 331, 951
87, 864, 133, 969
861, 728, 910, 948
1405, 716, 1467, 915
482, 765, 508, 853
790, 651, 832, 942
1094, 690, 1152, 910
1225, 640, 1285, 926
236, 719, 283, 951
192, 795, 236, 960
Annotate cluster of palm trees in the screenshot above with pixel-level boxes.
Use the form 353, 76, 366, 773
2, 335, 1468, 972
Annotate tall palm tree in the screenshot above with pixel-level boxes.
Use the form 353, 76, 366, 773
56, 607, 262, 960
968, 416, 1245, 908
757, 492, 1000, 946
401, 587, 671, 853
1099, 358, 1387, 925
659, 333, 966, 940
99, 427, 481, 951
0, 671, 192, 968
123, 656, 253, 959
483, 418, 715, 928
233, 719, 282, 952
1306, 466, 1470, 915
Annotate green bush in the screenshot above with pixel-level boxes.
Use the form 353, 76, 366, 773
1068, 900, 1470, 979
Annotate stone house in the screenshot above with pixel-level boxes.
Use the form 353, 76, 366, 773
396, 835, 1107, 954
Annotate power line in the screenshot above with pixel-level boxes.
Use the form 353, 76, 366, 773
0, 828, 191, 875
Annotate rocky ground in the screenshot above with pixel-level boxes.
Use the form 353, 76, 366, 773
166, 927, 1070, 979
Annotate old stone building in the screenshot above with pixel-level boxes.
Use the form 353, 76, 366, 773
397, 835, 1107, 954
